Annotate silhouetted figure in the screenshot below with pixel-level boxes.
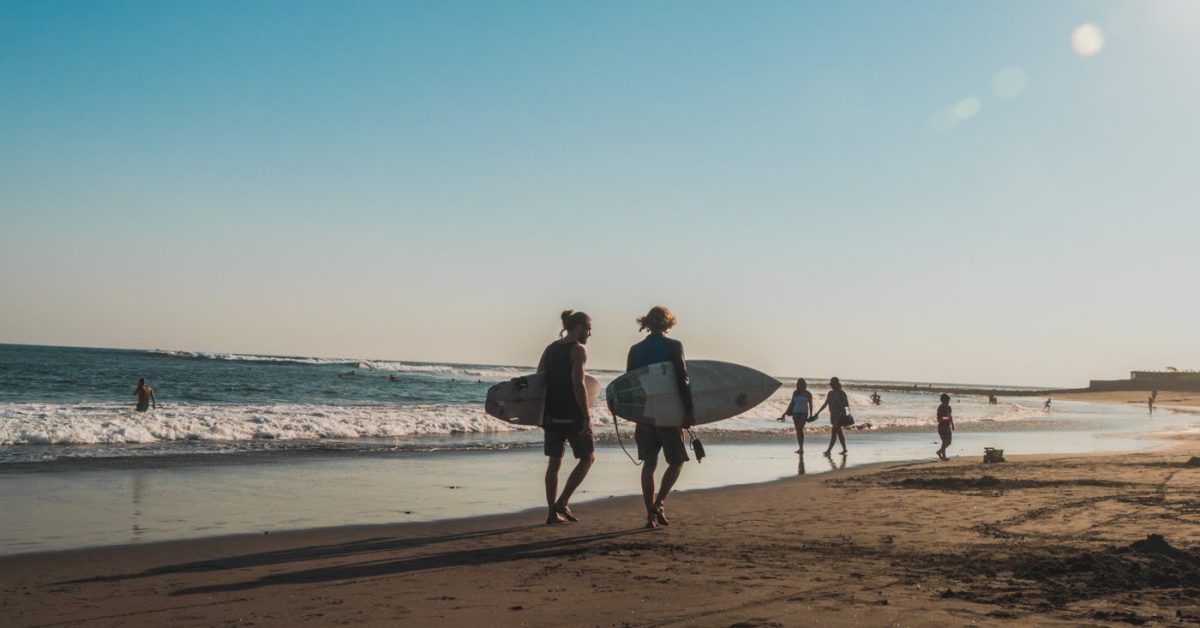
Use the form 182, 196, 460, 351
779, 378, 815, 453
537, 310, 595, 525
936, 394, 954, 460
627, 306, 694, 529
133, 378, 156, 412
813, 377, 850, 455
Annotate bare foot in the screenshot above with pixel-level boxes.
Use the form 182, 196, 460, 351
555, 504, 578, 522
546, 511, 567, 525
653, 505, 670, 527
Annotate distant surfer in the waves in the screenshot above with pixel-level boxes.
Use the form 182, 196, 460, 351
1043, 397, 1052, 412
869, 392, 881, 405
133, 378, 157, 412
536, 310, 596, 525
627, 306, 694, 529
779, 378, 815, 453
936, 393, 954, 460
812, 377, 849, 456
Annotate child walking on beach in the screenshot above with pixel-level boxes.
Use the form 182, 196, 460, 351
779, 379, 815, 453
936, 393, 954, 460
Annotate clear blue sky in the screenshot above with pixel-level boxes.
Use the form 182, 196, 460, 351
2, 1, 1197, 386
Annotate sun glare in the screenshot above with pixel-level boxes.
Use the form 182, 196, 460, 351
1072, 23, 1104, 57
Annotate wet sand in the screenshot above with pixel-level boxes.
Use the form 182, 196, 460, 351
4, 440, 1200, 626
1054, 390, 1200, 409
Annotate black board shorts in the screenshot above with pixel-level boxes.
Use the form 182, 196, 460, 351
938, 422, 953, 439
635, 424, 689, 466
544, 427, 595, 459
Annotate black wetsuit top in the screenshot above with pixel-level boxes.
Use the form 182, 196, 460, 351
543, 341, 584, 432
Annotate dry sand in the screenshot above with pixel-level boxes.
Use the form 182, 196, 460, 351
4, 442, 1200, 627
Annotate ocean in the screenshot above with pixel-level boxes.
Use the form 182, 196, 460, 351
1, 343, 1195, 554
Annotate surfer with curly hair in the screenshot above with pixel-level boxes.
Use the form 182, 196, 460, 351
627, 306, 695, 529
812, 377, 849, 456
536, 310, 596, 525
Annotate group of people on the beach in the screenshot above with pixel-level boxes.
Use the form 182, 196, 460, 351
533, 305, 960, 529
775, 380, 954, 459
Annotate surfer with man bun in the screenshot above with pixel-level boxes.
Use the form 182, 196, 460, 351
536, 310, 596, 525
627, 306, 695, 529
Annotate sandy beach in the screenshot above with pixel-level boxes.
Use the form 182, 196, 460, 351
4, 440, 1199, 627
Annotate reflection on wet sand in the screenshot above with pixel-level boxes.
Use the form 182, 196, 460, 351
131, 472, 145, 540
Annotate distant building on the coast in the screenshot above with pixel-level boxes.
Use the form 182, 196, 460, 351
1089, 370, 1200, 392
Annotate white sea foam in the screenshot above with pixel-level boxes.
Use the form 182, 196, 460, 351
0, 402, 523, 446
149, 350, 531, 380
701, 387, 1046, 432
151, 350, 360, 367
0, 390, 1048, 448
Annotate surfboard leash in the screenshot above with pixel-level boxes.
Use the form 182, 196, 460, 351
611, 409, 642, 466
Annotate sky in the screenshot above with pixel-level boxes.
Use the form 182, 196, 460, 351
1, 1, 1198, 387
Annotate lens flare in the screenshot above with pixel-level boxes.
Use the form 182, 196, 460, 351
991, 67, 1027, 99
951, 97, 981, 120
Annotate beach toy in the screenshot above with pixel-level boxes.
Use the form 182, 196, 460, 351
983, 447, 1005, 463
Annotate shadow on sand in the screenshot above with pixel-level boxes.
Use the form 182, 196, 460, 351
169, 526, 651, 596
59, 524, 553, 585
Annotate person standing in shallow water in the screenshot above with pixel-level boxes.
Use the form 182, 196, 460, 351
936, 393, 954, 460
812, 377, 849, 456
627, 306, 694, 529
537, 310, 596, 525
133, 378, 156, 412
778, 379, 815, 453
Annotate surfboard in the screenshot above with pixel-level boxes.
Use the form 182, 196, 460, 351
484, 374, 602, 426
606, 360, 781, 427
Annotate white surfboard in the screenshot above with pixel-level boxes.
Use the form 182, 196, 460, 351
606, 360, 781, 427
485, 374, 602, 426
